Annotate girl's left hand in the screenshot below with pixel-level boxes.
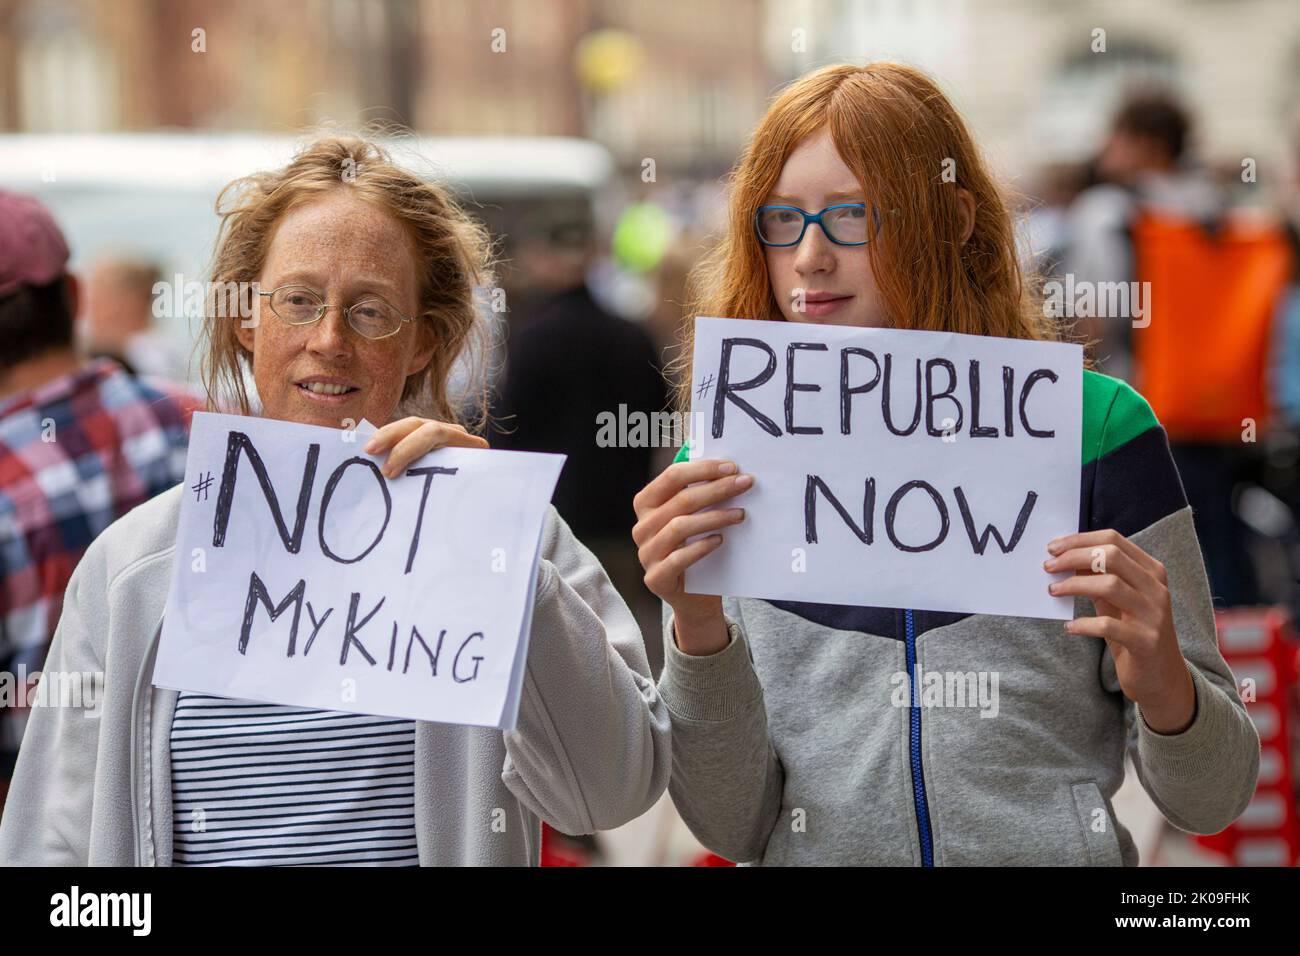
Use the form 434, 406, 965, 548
362, 416, 488, 478
1044, 529, 1196, 735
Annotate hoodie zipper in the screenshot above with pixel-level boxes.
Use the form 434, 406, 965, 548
904, 608, 935, 866
129, 618, 165, 867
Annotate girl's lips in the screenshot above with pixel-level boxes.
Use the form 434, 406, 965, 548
801, 295, 854, 318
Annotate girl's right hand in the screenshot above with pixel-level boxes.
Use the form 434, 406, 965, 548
632, 459, 753, 655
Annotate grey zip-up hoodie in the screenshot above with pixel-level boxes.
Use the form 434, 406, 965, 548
658, 373, 1260, 865
0, 483, 670, 865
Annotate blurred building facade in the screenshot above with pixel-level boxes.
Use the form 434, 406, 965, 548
767, 0, 1300, 184
4, 0, 1300, 185
0, 0, 768, 178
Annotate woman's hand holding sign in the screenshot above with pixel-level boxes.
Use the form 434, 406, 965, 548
633, 459, 753, 656
1045, 530, 1197, 735
363, 416, 488, 477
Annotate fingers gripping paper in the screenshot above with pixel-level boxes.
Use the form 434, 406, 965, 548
154, 412, 565, 729
685, 317, 1083, 620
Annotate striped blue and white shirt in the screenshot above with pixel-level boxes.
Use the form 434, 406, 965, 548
170, 692, 419, 866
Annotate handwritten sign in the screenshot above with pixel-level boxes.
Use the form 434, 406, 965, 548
154, 412, 565, 729
685, 317, 1083, 619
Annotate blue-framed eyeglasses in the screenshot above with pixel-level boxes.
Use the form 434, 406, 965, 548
754, 202, 882, 247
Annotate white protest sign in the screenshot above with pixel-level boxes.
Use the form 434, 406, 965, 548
685, 317, 1083, 619
154, 412, 565, 729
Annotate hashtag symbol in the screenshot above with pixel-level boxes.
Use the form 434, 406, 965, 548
696, 374, 715, 401
192, 471, 214, 501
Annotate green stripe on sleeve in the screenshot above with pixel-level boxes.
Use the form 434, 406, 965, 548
1082, 369, 1159, 466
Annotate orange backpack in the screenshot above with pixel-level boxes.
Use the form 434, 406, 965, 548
1129, 210, 1292, 442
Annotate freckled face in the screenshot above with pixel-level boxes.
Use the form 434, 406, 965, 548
764, 127, 887, 328
235, 189, 434, 429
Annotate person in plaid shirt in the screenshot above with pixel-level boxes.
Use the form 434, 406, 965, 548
0, 191, 197, 810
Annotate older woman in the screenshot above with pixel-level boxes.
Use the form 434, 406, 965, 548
0, 136, 669, 866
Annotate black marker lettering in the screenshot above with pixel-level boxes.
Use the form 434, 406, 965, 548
713, 337, 780, 438
238, 573, 305, 655
955, 487, 1038, 554
340, 592, 382, 666
882, 354, 923, 436
804, 474, 875, 544
1019, 369, 1058, 438
404, 626, 446, 677
884, 481, 949, 553
403, 466, 458, 574
318, 458, 392, 563
213, 432, 319, 552
453, 632, 485, 683
303, 601, 333, 656
925, 358, 962, 437
968, 360, 998, 437
1003, 366, 1015, 437
839, 347, 881, 435
785, 342, 827, 435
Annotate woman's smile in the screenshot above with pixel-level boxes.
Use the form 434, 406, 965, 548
294, 373, 361, 405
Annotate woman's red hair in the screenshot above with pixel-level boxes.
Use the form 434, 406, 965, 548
672, 62, 1055, 410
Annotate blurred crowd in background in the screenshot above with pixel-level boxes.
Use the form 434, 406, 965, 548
4, 0, 1300, 865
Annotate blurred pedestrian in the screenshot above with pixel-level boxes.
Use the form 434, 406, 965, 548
1064, 91, 1287, 608
83, 256, 188, 383
0, 191, 197, 812
1022, 161, 1094, 279
1062, 92, 1218, 380
491, 212, 669, 675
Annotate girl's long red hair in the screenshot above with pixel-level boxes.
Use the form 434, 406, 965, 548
672, 62, 1055, 411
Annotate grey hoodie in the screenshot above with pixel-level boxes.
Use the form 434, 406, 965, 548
0, 483, 670, 865
658, 374, 1260, 865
